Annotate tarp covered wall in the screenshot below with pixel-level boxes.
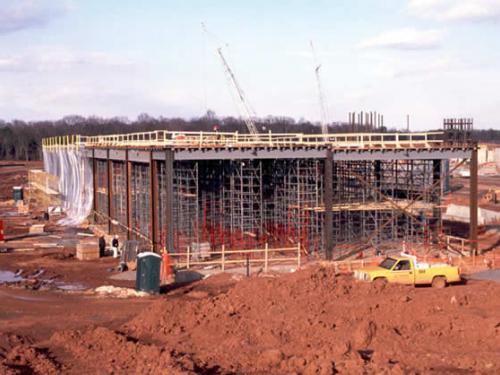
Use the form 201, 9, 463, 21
42, 147, 93, 225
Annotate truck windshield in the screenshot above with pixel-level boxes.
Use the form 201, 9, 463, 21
379, 258, 397, 270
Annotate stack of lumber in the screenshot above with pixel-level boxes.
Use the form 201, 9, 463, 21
76, 237, 100, 261
29, 224, 45, 234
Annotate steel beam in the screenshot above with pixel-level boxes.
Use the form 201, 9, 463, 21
173, 148, 472, 161
93, 149, 107, 159
109, 149, 126, 161
333, 149, 472, 161
324, 150, 333, 260
128, 150, 150, 163
470, 147, 478, 255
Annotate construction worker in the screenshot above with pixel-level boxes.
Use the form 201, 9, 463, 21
111, 235, 120, 258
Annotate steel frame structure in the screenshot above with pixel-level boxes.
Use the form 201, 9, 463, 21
43, 124, 478, 259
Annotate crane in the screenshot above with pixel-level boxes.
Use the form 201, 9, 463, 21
310, 41, 330, 136
216, 47, 259, 135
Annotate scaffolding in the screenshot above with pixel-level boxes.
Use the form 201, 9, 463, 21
130, 163, 150, 239
95, 159, 108, 226
110, 161, 127, 235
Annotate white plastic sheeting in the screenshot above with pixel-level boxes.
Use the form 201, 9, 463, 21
43, 147, 93, 225
496, 148, 500, 172
444, 203, 500, 225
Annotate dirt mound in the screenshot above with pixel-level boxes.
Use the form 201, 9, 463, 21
125, 266, 500, 374
2, 265, 500, 373
48, 326, 219, 374
0, 333, 60, 374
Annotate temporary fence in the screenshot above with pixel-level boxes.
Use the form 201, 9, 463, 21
168, 244, 301, 271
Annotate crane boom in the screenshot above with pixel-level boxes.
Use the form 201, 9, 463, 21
216, 48, 259, 135
310, 41, 329, 135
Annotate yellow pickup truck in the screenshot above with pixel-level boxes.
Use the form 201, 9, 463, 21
354, 254, 461, 288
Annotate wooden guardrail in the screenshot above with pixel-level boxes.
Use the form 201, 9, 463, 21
443, 234, 471, 255
168, 244, 301, 271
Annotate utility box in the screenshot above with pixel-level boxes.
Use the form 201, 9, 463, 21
136, 252, 161, 294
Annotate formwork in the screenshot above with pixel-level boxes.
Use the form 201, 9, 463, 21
42, 120, 478, 259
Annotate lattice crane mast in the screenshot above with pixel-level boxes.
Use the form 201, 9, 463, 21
310, 41, 329, 136
216, 47, 259, 135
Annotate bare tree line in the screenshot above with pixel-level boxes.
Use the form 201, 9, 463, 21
0, 113, 497, 161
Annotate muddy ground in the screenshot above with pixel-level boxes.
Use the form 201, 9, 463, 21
1, 161, 500, 374
1, 267, 500, 374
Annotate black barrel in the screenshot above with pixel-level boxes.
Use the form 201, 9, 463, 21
135, 252, 161, 293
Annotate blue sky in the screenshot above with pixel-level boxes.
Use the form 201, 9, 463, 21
1, 0, 500, 130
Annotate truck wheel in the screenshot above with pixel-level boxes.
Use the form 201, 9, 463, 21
432, 276, 447, 289
373, 278, 387, 287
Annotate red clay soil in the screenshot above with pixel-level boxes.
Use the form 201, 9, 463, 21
1, 161, 500, 374
2, 266, 500, 374
0, 162, 42, 201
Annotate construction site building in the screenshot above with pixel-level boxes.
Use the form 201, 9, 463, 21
42, 119, 478, 260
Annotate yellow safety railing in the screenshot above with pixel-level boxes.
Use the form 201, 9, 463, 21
42, 130, 448, 150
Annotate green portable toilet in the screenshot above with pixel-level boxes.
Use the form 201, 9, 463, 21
136, 252, 161, 294
13, 186, 23, 202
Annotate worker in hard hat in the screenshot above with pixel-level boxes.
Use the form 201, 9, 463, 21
111, 235, 120, 258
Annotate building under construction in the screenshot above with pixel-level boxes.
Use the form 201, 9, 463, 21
42, 119, 478, 260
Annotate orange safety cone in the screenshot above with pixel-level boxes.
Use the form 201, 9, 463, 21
160, 249, 173, 284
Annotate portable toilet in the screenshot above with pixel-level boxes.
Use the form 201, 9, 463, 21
136, 252, 161, 293
13, 186, 23, 202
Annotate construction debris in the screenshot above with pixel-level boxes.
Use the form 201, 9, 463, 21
94, 285, 149, 298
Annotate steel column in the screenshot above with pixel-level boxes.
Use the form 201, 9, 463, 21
324, 150, 333, 260
107, 150, 113, 234
165, 150, 174, 252
126, 150, 132, 240
92, 149, 98, 223
150, 152, 159, 252
432, 159, 442, 244
470, 147, 478, 255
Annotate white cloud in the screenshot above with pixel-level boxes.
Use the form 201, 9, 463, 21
358, 28, 444, 50
0, 46, 134, 73
408, 0, 500, 22
393, 57, 454, 77
0, 0, 69, 34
